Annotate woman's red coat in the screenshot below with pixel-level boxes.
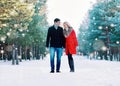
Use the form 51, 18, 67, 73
65, 29, 78, 55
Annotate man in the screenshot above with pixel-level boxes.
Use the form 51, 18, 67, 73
46, 18, 65, 73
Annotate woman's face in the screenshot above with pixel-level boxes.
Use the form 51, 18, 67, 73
63, 23, 68, 29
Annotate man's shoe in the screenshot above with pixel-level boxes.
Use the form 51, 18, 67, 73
50, 70, 54, 73
56, 71, 61, 73
70, 70, 74, 72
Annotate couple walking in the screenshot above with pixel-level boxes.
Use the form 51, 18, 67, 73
46, 18, 78, 73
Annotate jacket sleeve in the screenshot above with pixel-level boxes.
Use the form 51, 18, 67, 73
46, 28, 50, 47
63, 35, 66, 48
62, 28, 66, 48
72, 30, 78, 46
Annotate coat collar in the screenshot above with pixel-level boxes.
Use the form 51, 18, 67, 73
52, 25, 61, 30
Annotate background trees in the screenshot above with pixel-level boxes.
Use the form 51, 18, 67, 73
0, 0, 48, 62
78, 0, 120, 61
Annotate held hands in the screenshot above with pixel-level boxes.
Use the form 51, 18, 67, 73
46, 47, 49, 52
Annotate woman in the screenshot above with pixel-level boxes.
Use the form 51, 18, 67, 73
63, 22, 78, 72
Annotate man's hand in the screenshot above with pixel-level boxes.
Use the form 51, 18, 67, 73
46, 47, 49, 51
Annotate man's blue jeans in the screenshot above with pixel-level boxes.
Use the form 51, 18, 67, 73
50, 47, 63, 71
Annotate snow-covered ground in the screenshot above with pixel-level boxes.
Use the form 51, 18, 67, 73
0, 55, 120, 86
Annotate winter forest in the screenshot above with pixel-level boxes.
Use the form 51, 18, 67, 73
0, 0, 120, 64
78, 0, 120, 61
0, 0, 120, 86
0, 0, 48, 64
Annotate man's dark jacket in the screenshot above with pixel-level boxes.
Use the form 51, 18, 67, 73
46, 25, 65, 48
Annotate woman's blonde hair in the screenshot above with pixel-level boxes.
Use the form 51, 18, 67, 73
63, 21, 72, 28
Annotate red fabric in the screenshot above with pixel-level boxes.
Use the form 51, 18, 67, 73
65, 29, 78, 55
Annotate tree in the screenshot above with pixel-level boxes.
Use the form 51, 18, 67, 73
26, 0, 48, 59
78, 0, 120, 61
0, 0, 48, 61
0, 0, 35, 43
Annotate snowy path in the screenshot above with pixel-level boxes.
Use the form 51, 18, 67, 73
0, 55, 120, 86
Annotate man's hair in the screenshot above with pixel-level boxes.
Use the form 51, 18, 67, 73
54, 18, 60, 22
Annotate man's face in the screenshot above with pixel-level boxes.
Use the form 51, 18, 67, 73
55, 21, 60, 26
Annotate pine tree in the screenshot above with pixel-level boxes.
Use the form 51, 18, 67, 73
0, 0, 35, 43
78, 0, 120, 61
27, 0, 48, 59
0, 0, 48, 61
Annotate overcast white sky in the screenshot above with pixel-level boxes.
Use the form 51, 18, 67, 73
46, 0, 97, 32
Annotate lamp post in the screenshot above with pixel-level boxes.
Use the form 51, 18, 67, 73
12, 24, 19, 65
1, 50, 4, 60
12, 44, 19, 65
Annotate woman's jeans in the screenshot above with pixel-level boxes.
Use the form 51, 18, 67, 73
50, 47, 63, 71
68, 53, 74, 72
